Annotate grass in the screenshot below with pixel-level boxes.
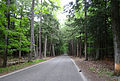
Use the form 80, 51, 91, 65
89, 67, 96, 71
88, 67, 114, 77
105, 71, 114, 77
98, 69, 104, 76
0, 59, 48, 74
97, 68, 114, 77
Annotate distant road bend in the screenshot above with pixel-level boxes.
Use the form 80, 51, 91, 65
0, 56, 87, 81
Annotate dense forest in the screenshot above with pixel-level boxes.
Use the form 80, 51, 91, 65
0, 0, 120, 77
0, 0, 62, 66
61, 0, 120, 75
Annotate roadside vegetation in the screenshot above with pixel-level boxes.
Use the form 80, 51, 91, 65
0, 0, 120, 80
0, 0, 63, 67
0, 59, 48, 75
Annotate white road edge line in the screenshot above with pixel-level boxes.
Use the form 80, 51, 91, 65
71, 58, 88, 81
0, 57, 56, 79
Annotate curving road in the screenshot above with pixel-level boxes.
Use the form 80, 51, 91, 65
0, 56, 86, 81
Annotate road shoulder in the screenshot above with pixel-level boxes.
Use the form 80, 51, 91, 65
70, 57, 88, 81
71, 56, 120, 81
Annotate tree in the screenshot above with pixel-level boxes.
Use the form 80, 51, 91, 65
111, 0, 120, 75
3, 0, 10, 67
0, 0, 61, 67
44, 35, 47, 58
19, 1, 23, 62
84, 0, 88, 61
29, 0, 35, 61
39, 0, 42, 59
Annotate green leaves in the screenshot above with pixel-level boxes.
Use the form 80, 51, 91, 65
75, 10, 84, 18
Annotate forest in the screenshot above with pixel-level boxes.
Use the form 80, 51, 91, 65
0, 0, 120, 80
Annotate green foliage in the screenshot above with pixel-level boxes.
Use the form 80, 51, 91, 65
89, 67, 96, 71
61, 0, 114, 59
0, 59, 48, 73
0, 0, 31, 56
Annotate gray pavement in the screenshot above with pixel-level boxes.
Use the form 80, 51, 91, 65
0, 56, 84, 81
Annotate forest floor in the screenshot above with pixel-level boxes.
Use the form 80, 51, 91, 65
0, 57, 52, 76
72, 56, 120, 81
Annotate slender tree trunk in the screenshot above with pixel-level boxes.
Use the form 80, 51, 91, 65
50, 35, 52, 56
33, 34, 37, 59
104, 0, 108, 58
71, 40, 74, 56
96, 48, 99, 60
39, 23, 42, 58
84, 33, 88, 60
39, 0, 42, 59
29, 0, 35, 62
96, 38, 100, 60
69, 41, 72, 56
36, 34, 39, 58
79, 33, 82, 58
50, 43, 52, 56
44, 35, 47, 58
111, 0, 120, 75
19, 6, 23, 62
39, 20, 42, 59
77, 39, 79, 57
52, 44, 55, 56
74, 40, 77, 56
3, 0, 10, 67
84, 0, 88, 61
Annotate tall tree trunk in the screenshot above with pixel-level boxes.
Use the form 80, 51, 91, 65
77, 39, 79, 57
36, 34, 39, 58
84, 0, 88, 61
44, 35, 47, 58
48, 43, 51, 56
104, 0, 108, 58
96, 48, 99, 60
50, 35, 52, 56
96, 38, 100, 60
84, 33, 88, 60
79, 33, 82, 58
33, 34, 37, 59
71, 40, 74, 56
29, 0, 35, 62
39, 0, 42, 59
111, 0, 120, 75
39, 23, 42, 59
3, 0, 10, 67
52, 44, 55, 56
19, 6, 23, 62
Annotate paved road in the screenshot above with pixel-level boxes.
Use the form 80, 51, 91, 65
0, 56, 84, 81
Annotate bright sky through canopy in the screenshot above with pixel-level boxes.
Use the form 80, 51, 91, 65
37, 0, 76, 24
57, 0, 76, 25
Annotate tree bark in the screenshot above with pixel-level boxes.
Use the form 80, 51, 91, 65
39, 0, 42, 59
19, 5, 23, 62
96, 46, 99, 60
36, 34, 39, 58
84, 0, 88, 61
79, 33, 82, 58
77, 39, 79, 57
84, 33, 88, 60
3, 0, 10, 67
33, 34, 37, 59
39, 23, 42, 59
111, 0, 120, 75
44, 35, 47, 58
71, 40, 74, 56
29, 0, 35, 62
52, 44, 55, 56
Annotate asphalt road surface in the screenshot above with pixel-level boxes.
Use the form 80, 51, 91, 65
0, 56, 85, 81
